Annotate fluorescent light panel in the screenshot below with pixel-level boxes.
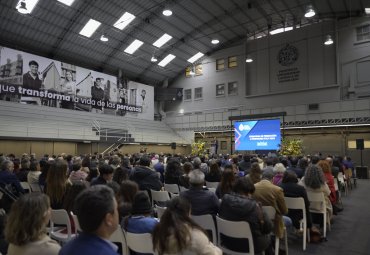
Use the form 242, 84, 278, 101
365, 8, 370, 14
113, 12, 136, 30
270, 27, 293, 35
187, 52, 204, 63
158, 54, 176, 67
57, 0, 75, 6
79, 19, 101, 38
124, 39, 143, 54
153, 33, 173, 48
16, 0, 39, 14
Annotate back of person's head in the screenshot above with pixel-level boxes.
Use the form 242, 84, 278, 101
5, 193, 50, 246
182, 162, 193, 174
21, 158, 30, 169
111, 155, 121, 166
119, 180, 138, 203
280, 158, 289, 168
153, 197, 205, 255
209, 160, 220, 174
273, 163, 286, 173
63, 182, 87, 213
139, 155, 151, 167
166, 159, 182, 176
265, 158, 273, 166
99, 164, 114, 176
317, 160, 331, 174
29, 160, 39, 172
1, 160, 13, 172
290, 157, 299, 167
131, 191, 152, 215
282, 170, 298, 184
310, 155, 320, 165
232, 177, 255, 195
188, 169, 205, 186
298, 158, 308, 170
192, 157, 201, 169
74, 185, 116, 234
81, 157, 91, 168
261, 169, 274, 181
304, 164, 325, 189
113, 167, 129, 184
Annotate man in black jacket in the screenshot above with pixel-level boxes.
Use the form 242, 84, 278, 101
130, 156, 162, 191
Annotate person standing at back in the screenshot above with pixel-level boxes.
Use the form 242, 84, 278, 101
59, 185, 119, 255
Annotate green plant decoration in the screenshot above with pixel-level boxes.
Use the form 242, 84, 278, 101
191, 140, 207, 156
279, 138, 303, 156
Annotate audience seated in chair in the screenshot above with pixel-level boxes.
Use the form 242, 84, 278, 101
130, 156, 162, 191
215, 165, 235, 199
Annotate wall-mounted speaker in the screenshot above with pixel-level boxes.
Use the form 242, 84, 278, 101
171, 142, 176, 150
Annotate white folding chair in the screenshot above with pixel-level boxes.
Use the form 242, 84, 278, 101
337, 172, 348, 196
155, 205, 167, 219
206, 181, 219, 189
125, 232, 156, 254
150, 189, 170, 206
28, 183, 43, 192
70, 211, 81, 233
263, 206, 288, 255
164, 183, 180, 194
50, 209, 77, 243
207, 187, 216, 193
169, 192, 179, 198
179, 186, 188, 192
109, 225, 128, 255
284, 197, 309, 251
191, 214, 217, 244
20, 182, 31, 193
306, 191, 331, 238
216, 216, 254, 255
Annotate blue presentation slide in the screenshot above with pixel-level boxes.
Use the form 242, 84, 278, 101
234, 119, 281, 151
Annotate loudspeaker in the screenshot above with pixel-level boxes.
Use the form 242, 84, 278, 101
356, 139, 364, 150
170, 142, 176, 150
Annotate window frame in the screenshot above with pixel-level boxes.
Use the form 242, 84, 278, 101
183, 89, 192, 101
216, 58, 225, 71
356, 24, 370, 42
216, 83, 225, 97
228, 56, 238, 68
228, 81, 238, 95
194, 87, 203, 100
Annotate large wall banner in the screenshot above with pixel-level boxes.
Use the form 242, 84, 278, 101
0, 46, 154, 120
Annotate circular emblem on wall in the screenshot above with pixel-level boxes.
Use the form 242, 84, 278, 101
277, 44, 299, 66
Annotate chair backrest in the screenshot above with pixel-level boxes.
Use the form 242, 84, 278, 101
306, 191, 326, 213
20, 182, 31, 193
207, 187, 216, 193
334, 177, 339, 191
29, 183, 43, 192
262, 206, 276, 222
216, 216, 254, 255
50, 209, 72, 238
150, 189, 170, 206
155, 205, 167, 219
126, 232, 156, 254
206, 181, 219, 189
109, 226, 128, 255
70, 211, 81, 233
179, 186, 188, 192
164, 183, 180, 194
191, 214, 217, 244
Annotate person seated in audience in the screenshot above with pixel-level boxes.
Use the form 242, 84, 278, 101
180, 169, 219, 215
16, 158, 30, 182
205, 159, 222, 183
272, 163, 286, 186
318, 160, 337, 210
38, 159, 49, 188
112, 166, 129, 185
68, 160, 89, 184
59, 185, 119, 255
279, 171, 320, 234
153, 157, 165, 183
122, 191, 158, 233
246, 162, 262, 184
286, 157, 303, 179
27, 160, 41, 185
109, 155, 121, 170
0, 160, 25, 213
164, 158, 182, 185
45, 159, 72, 209
152, 196, 222, 255
91, 164, 114, 186
254, 170, 290, 240
300, 164, 333, 222
199, 156, 209, 174
238, 154, 251, 173
219, 177, 272, 255
130, 155, 162, 191
118, 180, 139, 219
179, 162, 193, 189
297, 158, 308, 176
5, 193, 60, 255
215, 165, 235, 199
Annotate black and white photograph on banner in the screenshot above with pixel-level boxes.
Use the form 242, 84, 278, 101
0, 45, 154, 120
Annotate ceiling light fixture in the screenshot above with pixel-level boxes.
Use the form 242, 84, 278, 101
79, 19, 101, 38
211, 39, 220, 44
153, 33, 172, 48
16, 0, 39, 14
324, 35, 333, 45
113, 12, 136, 30
100, 35, 108, 42
245, 56, 253, 63
56, 0, 75, 6
187, 52, 204, 63
124, 39, 144, 54
304, 5, 316, 18
162, 9, 172, 16
158, 54, 176, 67
365, 8, 370, 15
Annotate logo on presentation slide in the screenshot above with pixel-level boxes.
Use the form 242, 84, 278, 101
257, 141, 268, 147
239, 124, 251, 131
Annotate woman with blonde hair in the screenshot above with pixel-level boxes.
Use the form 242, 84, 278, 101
45, 159, 71, 209
5, 193, 60, 255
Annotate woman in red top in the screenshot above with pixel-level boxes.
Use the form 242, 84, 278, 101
317, 160, 336, 205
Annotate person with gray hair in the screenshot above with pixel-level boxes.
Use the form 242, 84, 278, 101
180, 169, 219, 215
192, 157, 201, 170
